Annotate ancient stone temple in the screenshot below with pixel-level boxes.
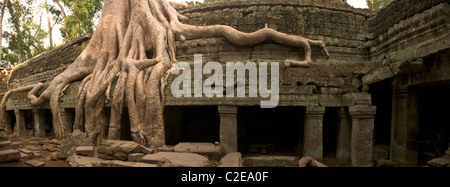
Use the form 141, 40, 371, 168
0, 0, 449, 167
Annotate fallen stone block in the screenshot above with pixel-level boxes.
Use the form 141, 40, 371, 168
0, 141, 12, 150
0, 149, 21, 163
128, 153, 145, 162
18, 148, 34, 157
42, 144, 59, 152
24, 145, 41, 151
76, 146, 95, 157
218, 152, 242, 167
174, 142, 221, 161
98, 140, 153, 161
67, 154, 106, 167
427, 157, 450, 167
25, 160, 45, 167
141, 152, 211, 167
20, 152, 32, 160
243, 155, 299, 167
99, 160, 157, 167
157, 146, 174, 152
32, 152, 42, 158
11, 142, 22, 149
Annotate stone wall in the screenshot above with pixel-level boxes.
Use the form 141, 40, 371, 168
3, 0, 450, 109
165, 0, 373, 107
363, 1, 450, 85
181, 0, 369, 62
7, 36, 90, 89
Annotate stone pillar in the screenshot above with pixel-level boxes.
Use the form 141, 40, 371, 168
337, 107, 351, 166
32, 109, 46, 137
218, 105, 238, 155
303, 106, 325, 161
14, 109, 26, 137
390, 86, 419, 166
349, 105, 376, 167
61, 108, 73, 134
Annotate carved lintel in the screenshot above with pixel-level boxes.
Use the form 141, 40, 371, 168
305, 106, 326, 117
218, 105, 238, 115
349, 105, 377, 118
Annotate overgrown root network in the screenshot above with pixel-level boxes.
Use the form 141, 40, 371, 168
0, 0, 330, 148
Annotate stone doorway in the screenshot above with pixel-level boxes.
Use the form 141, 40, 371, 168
370, 79, 393, 146
237, 106, 303, 156
41, 109, 54, 137
322, 107, 338, 165
416, 83, 450, 165
369, 79, 393, 162
6, 110, 15, 132
164, 106, 220, 146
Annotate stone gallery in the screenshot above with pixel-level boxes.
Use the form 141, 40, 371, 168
0, 0, 449, 167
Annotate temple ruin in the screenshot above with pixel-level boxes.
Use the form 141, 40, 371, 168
0, 0, 449, 167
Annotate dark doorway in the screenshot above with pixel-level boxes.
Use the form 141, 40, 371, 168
238, 106, 303, 156
43, 109, 54, 137
164, 106, 220, 145
417, 83, 450, 164
323, 107, 338, 158
369, 78, 393, 146
7, 110, 15, 132
24, 110, 33, 131
120, 108, 133, 141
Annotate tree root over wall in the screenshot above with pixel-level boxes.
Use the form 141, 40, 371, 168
0, 0, 330, 148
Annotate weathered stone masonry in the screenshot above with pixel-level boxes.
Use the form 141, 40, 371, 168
1, 0, 449, 167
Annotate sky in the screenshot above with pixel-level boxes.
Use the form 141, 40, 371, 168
346, 0, 369, 8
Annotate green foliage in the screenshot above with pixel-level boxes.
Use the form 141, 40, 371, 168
366, 0, 394, 12
59, 0, 102, 42
0, 0, 103, 67
1, 0, 48, 67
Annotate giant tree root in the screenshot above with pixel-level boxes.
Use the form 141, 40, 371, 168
1, 0, 330, 148
0, 84, 38, 133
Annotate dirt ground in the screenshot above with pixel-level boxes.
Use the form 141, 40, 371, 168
0, 131, 70, 167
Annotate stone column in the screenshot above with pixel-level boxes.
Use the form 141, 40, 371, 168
218, 105, 238, 155
337, 107, 351, 166
390, 86, 419, 166
303, 106, 325, 161
61, 108, 73, 134
349, 105, 376, 167
14, 109, 26, 137
32, 109, 46, 137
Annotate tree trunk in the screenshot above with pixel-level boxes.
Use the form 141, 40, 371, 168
0, 0, 6, 63
54, 0, 68, 40
46, 0, 53, 48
